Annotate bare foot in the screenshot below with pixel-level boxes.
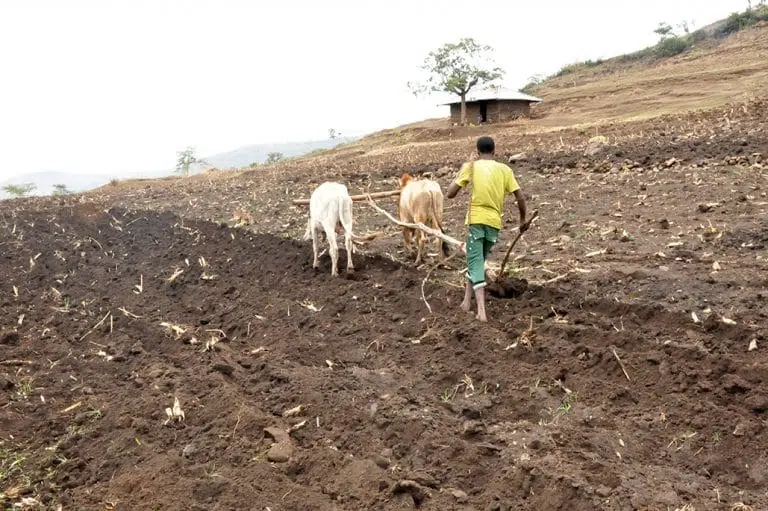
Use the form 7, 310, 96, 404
460, 299, 471, 312
476, 312, 487, 322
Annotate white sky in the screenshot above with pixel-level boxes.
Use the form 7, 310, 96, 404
0, 0, 749, 179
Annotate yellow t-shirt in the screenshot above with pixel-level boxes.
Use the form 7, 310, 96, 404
454, 159, 520, 230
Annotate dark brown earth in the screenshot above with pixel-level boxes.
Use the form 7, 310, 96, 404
1, 99, 768, 510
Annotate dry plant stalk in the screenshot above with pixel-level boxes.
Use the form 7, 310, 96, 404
134, 274, 144, 294
505, 317, 536, 350
160, 321, 186, 338
287, 419, 308, 434
80, 311, 112, 341
164, 396, 185, 425
298, 300, 322, 312
612, 348, 631, 381
118, 307, 142, 319
166, 268, 184, 282
282, 405, 303, 418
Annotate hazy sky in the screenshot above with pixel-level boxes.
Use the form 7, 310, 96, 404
0, 0, 749, 179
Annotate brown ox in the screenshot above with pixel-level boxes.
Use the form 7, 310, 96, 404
398, 173, 450, 265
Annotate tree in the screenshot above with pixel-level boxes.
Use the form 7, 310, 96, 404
408, 38, 504, 125
249, 162, 260, 169
2, 183, 36, 197
52, 183, 71, 195
654, 22, 674, 39
328, 128, 337, 141
266, 152, 284, 164
175, 147, 207, 177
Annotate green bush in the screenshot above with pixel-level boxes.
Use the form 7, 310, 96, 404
717, 7, 768, 36
618, 47, 654, 63
553, 59, 604, 78
655, 36, 691, 57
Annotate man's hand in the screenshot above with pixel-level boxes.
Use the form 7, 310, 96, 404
446, 181, 461, 199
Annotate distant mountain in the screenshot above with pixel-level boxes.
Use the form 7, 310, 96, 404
0, 137, 359, 199
0, 171, 115, 199
201, 137, 356, 170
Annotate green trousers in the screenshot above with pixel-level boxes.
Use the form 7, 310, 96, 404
466, 224, 499, 288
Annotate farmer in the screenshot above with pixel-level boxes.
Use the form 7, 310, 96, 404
446, 136, 528, 322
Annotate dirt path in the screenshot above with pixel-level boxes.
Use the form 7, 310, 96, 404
1, 203, 766, 510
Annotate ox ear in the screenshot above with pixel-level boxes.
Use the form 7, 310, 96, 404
399, 173, 412, 188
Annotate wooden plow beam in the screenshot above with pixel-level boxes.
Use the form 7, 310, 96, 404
292, 190, 400, 205
365, 194, 466, 253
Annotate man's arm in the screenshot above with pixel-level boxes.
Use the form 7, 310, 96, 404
513, 189, 528, 232
447, 162, 471, 199
446, 181, 462, 199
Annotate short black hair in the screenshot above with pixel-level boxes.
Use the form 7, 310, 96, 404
476, 136, 495, 154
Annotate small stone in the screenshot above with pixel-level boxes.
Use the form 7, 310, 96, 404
462, 420, 484, 436
129, 342, 145, 355
373, 455, 390, 469
745, 393, 768, 413
393, 480, 426, 505
722, 374, 751, 394
0, 374, 14, 391
212, 364, 234, 376
182, 444, 197, 458
267, 442, 293, 463
659, 219, 670, 230
697, 203, 719, 213
584, 136, 608, 156
1, 331, 20, 345
451, 489, 469, 503
264, 427, 290, 445
596, 486, 612, 497
407, 471, 439, 489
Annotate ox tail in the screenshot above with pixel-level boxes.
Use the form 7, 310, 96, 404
302, 217, 312, 241
429, 191, 451, 257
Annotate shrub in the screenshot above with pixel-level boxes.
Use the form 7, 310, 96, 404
553, 59, 604, 78
717, 7, 768, 36
655, 36, 690, 57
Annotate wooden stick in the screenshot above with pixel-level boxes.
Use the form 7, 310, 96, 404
365, 195, 465, 251
293, 190, 400, 205
612, 348, 631, 381
495, 210, 539, 283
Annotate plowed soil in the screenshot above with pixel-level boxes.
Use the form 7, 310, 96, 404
2, 99, 768, 510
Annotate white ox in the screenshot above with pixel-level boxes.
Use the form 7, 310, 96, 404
303, 182, 355, 276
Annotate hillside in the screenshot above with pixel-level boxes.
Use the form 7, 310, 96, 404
528, 18, 768, 127
2, 15, 768, 511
